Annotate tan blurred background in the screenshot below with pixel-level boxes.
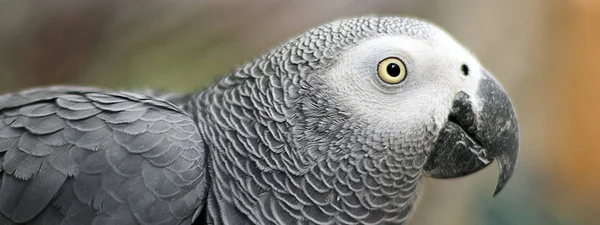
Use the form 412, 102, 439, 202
0, 0, 598, 224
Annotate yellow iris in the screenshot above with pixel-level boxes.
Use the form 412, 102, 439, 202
378, 57, 406, 84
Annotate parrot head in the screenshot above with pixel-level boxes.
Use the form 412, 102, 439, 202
293, 17, 519, 196
193, 16, 520, 224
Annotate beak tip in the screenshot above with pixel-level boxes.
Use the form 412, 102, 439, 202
492, 181, 506, 197
491, 155, 517, 197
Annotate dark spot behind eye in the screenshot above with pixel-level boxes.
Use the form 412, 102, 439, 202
461, 64, 469, 76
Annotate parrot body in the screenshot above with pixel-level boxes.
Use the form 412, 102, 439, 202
0, 17, 519, 225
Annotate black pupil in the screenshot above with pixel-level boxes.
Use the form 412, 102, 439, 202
386, 63, 401, 77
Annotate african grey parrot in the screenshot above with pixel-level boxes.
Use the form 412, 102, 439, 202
0, 16, 519, 225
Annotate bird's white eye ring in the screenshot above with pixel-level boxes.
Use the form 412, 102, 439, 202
378, 57, 406, 84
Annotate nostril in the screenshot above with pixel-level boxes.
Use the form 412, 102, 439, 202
461, 64, 469, 76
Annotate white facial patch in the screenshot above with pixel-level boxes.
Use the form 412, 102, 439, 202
320, 32, 485, 135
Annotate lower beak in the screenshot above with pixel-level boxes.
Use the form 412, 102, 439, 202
423, 71, 519, 196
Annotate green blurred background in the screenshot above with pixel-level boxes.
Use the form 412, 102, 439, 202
0, 0, 598, 224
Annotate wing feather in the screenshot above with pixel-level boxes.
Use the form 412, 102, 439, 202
0, 87, 207, 224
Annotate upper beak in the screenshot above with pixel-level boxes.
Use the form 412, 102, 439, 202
423, 70, 519, 196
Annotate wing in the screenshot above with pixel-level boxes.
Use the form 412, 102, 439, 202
0, 86, 207, 225
127, 89, 188, 108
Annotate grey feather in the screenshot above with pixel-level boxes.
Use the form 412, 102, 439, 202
0, 87, 207, 224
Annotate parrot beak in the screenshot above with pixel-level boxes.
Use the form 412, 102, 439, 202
423, 70, 519, 196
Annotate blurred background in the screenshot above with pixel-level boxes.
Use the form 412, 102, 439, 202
0, 0, 597, 224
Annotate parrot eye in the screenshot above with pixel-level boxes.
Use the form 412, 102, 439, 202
378, 57, 407, 84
